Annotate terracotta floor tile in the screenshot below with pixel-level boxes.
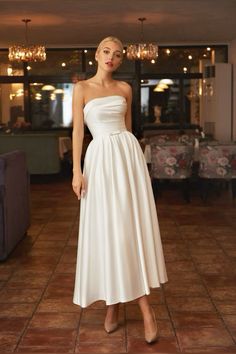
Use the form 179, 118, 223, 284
127, 336, 180, 353
171, 311, 223, 328
75, 340, 126, 353
79, 323, 124, 341
166, 296, 216, 312
49, 273, 75, 289
0, 317, 29, 333
37, 298, 81, 314
166, 260, 196, 273
6, 272, 51, 289
164, 281, 207, 297
19, 328, 77, 347
43, 285, 74, 299
167, 271, 201, 282
20, 255, 60, 266
0, 266, 14, 281
29, 312, 80, 329
202, 275, 236, 288
127, 318, 174, 338
54, 263, 76, 274
176, 326, 234, 350
208, 287, 236, 301
2, 179, 236, 353
214, 301, 236, 315
16, 263, 56, 273
196, 261, 234, 275
43, 222, 73, 233
191, 253, 228, 264
37, 233, 70, 241
60, 247, 77, 263
223, 314, 236, 333
0, 303, 36, 318
17, 346, 75, 353
27, 248, 63, 257
33, 240, 67, 249
27, 223, 44, 236
181, 346, 236, 353
0, 333, 19, 348
81, 309, 108, 324
126, 304, 169, 320
0, 288, 44, 303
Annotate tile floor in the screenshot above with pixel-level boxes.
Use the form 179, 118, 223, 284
0, 177, 236, 353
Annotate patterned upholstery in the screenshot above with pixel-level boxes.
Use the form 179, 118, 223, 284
151, 144, 194, 179
149, 133, 195, 145
198, 144, 236, 179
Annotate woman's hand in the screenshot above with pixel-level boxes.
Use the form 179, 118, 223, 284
72, 172, 86, 200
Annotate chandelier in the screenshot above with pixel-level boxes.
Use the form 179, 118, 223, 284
8, 19, 46, 62
126, 18, 158, 60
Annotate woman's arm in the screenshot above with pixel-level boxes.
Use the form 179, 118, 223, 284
123, 83, 132, 132
72, 82, 86, 199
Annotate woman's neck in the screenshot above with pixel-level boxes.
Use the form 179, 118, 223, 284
92, 70, 114, 87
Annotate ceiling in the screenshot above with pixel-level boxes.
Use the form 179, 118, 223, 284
0, 0, 236, 48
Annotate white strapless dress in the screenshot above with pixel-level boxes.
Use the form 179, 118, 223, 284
73, 95, 168, 308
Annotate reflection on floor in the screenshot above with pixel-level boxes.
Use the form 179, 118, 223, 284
0, 177, 236, 353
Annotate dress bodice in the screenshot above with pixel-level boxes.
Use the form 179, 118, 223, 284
83, 95, 127, 138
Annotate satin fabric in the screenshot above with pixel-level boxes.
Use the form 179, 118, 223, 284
73, 95, 168, 308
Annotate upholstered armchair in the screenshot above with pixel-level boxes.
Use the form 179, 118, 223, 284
150, 143, 194, 202
198, 143, 236, 200
0, 150, 30, 260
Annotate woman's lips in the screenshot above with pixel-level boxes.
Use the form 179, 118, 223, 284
105, 61, 113, 67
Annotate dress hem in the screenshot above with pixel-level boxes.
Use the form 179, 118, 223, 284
73, 283, 167, 309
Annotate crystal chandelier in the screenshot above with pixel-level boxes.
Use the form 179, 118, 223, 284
126, 18, 158, 60
8, 19, 46, 62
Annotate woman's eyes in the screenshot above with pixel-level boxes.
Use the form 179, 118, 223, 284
103, 49, 121, 58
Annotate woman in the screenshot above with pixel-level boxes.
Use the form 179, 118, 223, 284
72, 36, 168, 343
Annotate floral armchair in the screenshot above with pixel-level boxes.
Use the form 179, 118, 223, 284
150, 143, 194, 201
198, 143, 236, 199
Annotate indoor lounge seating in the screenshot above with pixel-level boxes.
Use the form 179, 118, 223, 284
150, 143, 194, 202
0, 150, 30, 261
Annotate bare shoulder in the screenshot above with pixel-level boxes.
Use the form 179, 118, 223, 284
73, 80, 91, 104
116, 80, 132, 98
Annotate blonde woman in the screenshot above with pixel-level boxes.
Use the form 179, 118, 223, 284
72, 36, 168, 343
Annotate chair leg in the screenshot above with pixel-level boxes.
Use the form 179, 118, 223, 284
200, 178, 210, 202
232, 179, 236, 199
182, 179, 190, 203
151, 178, 158, 200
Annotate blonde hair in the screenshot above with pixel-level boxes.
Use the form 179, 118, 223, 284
96, 36, 124, 54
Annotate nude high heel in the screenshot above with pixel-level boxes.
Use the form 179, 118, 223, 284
144, 307, 158, 344
104, 321, 119, 333
104, 305, 119, 334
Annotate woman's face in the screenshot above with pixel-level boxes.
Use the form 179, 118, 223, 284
96, 41, 123, 72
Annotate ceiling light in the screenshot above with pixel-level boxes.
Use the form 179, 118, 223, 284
8, 19, 46, 62
42, 85, 56, 91
159, 79, 174, 85
54, 89, 64, 94
158, 83, 169, 89
153, 86, 164, 92
166, 49, 171, 55
188, 55, 192, 60
7, 66, 13, 76
126, 18, 158, 60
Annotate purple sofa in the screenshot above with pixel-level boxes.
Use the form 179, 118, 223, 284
0, 150, 30, 261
